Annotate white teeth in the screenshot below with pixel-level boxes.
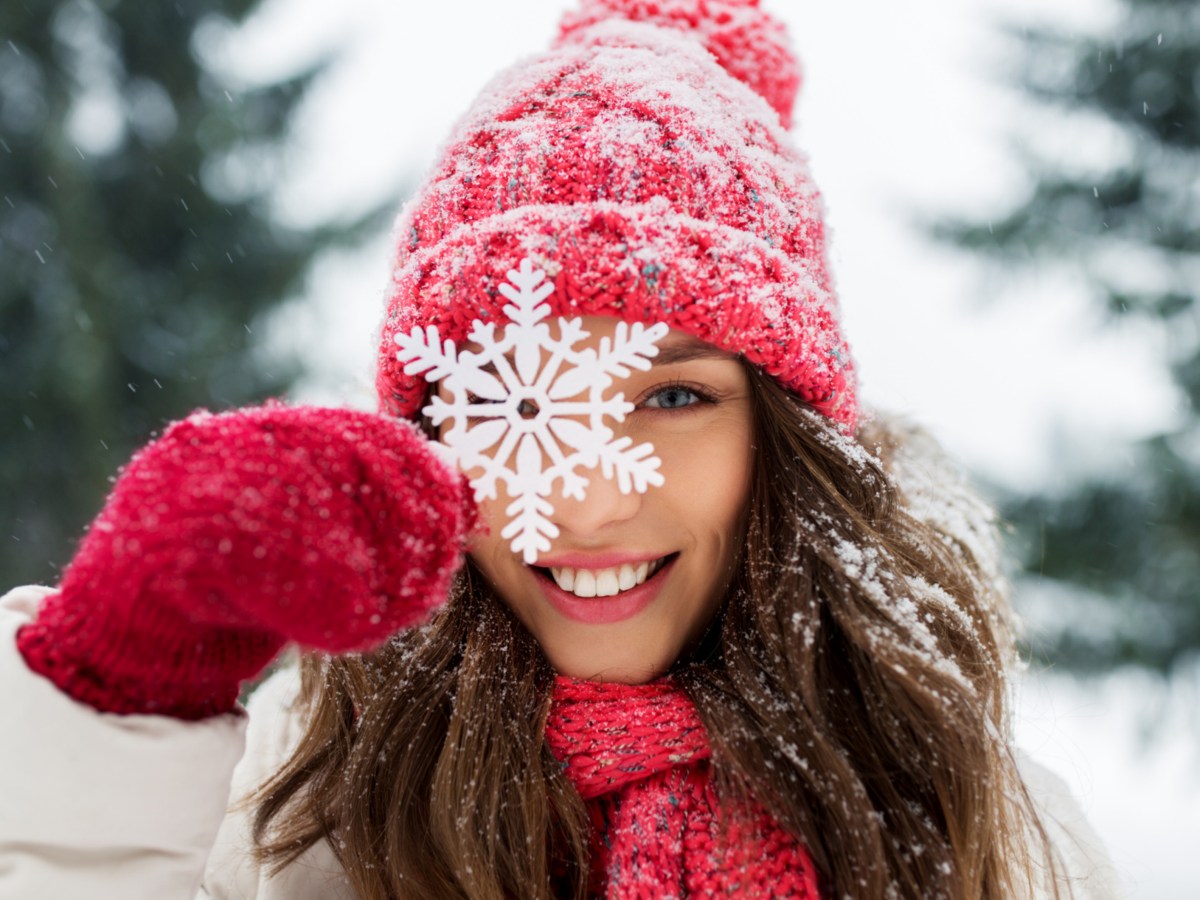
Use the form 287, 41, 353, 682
618, 564, 637, 591
596, 569, 620, 596
557, 567, 575, 591
573, 569, 597, 598
549, 557, 669, 599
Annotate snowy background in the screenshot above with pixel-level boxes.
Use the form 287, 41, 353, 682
208, 0, 1197, 895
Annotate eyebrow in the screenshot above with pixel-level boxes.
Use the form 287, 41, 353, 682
649, 340, 733, 367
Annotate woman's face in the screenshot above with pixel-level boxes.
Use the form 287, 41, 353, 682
449, 316, 754, 683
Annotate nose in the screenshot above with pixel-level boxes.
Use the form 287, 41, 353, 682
550, 464, 642, 538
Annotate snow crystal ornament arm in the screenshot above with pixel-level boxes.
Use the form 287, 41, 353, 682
547, 320, 668, 401
498, 257, 557, 383
394, 326, 507, 401
595, 435, 665, 495
394, 255, 669, 564
499, 434, 561, 563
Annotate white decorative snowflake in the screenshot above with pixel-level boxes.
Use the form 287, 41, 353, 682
394, 257, 669, 563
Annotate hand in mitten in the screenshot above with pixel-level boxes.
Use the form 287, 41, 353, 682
15, 403, 472, 720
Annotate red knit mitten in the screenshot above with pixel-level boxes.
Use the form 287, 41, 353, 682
15, 403, 471, 720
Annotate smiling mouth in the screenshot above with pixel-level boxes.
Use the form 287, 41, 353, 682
533, 554, 676, 599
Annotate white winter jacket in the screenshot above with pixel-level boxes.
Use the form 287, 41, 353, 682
0, 585, 1125, 900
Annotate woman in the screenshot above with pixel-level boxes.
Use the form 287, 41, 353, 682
0, 1, 1120, 897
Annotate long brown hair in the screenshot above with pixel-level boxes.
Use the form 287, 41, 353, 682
251, 364, 1061, 899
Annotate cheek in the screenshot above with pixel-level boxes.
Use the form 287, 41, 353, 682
657, 420, 753, 531
463, 492, 511, 577
465, 494, 512, 570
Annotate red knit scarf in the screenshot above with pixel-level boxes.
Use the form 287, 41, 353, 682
545, 677, 822, 899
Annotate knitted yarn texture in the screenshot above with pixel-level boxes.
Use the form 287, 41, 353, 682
17, 405, 470, 719
546, 677, 822, 898
376, 0, 858, 431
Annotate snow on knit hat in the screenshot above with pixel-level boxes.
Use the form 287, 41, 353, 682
376, 0, 858, 432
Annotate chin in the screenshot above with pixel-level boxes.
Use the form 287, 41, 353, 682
539, 637, 680, 684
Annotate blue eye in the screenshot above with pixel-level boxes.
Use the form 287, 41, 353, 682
643, 386, 703, 410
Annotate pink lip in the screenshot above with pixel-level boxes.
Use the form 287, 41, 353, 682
535, 551, 669, 569
533, 556, 677, 625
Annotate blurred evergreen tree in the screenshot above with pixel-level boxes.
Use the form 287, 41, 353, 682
0, 1, 389, 588
935, 0, 1199, 673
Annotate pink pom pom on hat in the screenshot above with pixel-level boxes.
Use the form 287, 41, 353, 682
376, 0, 858, 432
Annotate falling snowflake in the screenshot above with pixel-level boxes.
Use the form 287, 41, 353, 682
395, 256, 669, 563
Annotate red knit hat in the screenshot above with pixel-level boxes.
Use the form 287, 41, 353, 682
376, 0, 858, 432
